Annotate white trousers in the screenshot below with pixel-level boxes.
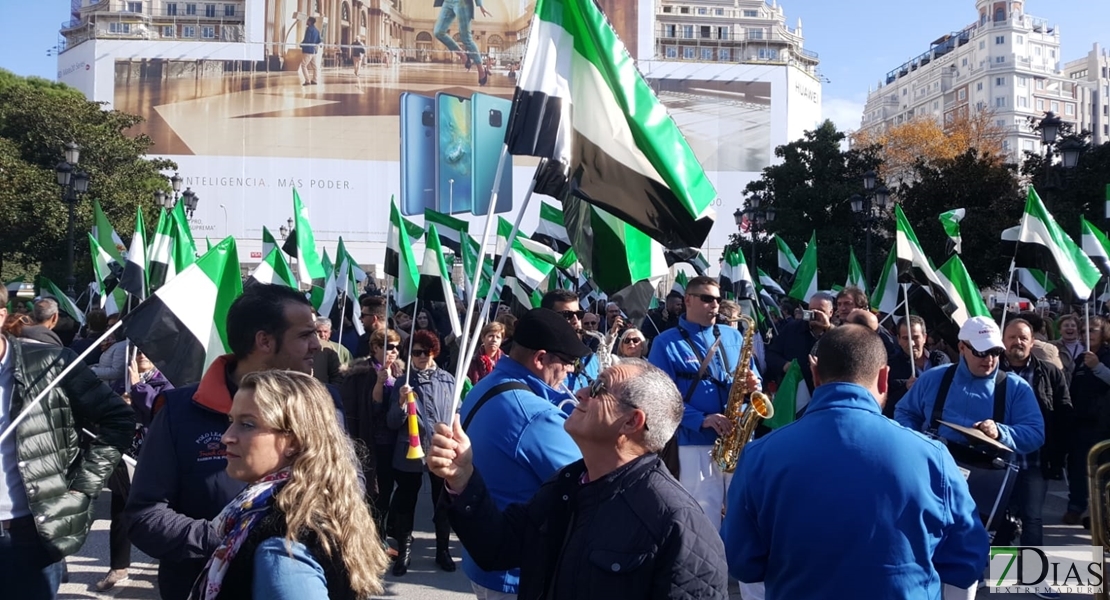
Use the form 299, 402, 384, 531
678, 445, 733, 530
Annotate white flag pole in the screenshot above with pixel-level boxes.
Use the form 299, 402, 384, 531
0, 320, 123, 445
901, 283, 915, 375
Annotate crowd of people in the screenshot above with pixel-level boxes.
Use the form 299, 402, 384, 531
0, 274, 1105, 599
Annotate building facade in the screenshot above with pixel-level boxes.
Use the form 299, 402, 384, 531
60, 0, 248, 50
654, 0, 819, 76
859, 0, 1094, 160
1062, 43, 1110, 146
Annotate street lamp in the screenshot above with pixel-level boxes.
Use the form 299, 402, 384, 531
1040, 111, 1061, 145
850, 178, 890, 287
279, 224, 289, 240
180, 188, 199, 219
1057, 138, 1085, 170
169, 172, 183, 200
54, 142, 90, 297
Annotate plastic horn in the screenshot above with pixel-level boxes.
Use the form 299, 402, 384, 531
404, 389, 424, 460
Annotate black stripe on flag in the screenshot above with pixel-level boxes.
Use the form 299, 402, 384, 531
120, 296, 206, 386
505, 89, 564, 158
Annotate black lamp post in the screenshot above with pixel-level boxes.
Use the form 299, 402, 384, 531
54, 142, 90, 297
736, 192, 775, 275
850, 170, 890, 287
180, 188, 199, 219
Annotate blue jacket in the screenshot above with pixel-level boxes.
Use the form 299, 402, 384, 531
125, 355, 347, 600
894, 359, 1045, 454
252, 538, 329, 599
563, 349, 600, 392
458, 356, 582, 594
301, 25, 321, 54
647, 316, 757, 446
386, 366, 456, 473
722, 383, 989, 598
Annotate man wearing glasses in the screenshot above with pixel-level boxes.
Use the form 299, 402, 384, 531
541, 290, 601, 393
647, 276, 760, 532
895, 316, 1044, 455
428, 359, 729, 599
456, 308, 588, 599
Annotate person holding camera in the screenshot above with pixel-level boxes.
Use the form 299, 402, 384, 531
764, 292, 834, 390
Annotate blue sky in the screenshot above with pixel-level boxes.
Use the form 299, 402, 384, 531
1, 0, 1107, 133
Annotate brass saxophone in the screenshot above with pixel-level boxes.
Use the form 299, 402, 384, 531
711, 314, 774, 473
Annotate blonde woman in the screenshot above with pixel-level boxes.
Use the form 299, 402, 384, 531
616, 327, 648, 359
190, 371, 388, 600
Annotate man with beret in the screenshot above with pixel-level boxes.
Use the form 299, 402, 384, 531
457, 308, 590, 599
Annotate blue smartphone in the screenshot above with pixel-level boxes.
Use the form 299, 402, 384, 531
471, 93, 513, 215
435, 92, 473, 215
399, 92, 436, 216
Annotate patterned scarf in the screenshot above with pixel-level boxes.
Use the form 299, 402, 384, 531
190, 468, 292, 600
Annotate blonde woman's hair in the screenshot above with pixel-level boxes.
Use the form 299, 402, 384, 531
370, 328, 401, 347
480, 321, 505, 338
238, 370, 388, 597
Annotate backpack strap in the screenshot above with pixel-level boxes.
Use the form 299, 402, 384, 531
462, 381, 531, 432
930, 365, 959, 432
993, 369, 1008, 423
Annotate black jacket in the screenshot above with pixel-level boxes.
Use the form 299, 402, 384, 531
765, 319, 819, 389
446, 453, 729, 600
1001, 354, 1073, 476
5, 335, 134, 560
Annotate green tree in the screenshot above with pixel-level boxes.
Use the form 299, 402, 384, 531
897, 148, 1025, 287
0, 69, 175, 287
732, 120, 881, 292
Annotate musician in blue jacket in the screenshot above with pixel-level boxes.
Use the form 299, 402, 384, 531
723, 324, 989, 599
647, 276, 760, 532
895, 316, 1044, 455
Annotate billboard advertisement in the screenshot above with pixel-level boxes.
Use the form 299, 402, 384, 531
61, 0, 819, 266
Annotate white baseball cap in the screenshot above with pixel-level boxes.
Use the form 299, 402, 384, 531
958, 316, 1003, 353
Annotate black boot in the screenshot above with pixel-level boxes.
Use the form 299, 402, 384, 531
435, 547, 456, 572
392, 536, 412, 576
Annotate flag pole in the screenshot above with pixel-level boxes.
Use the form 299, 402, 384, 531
901, 283, 915, 375
337, 288, 346, 349
0, 320, 123, 445
404, 297, 420, 383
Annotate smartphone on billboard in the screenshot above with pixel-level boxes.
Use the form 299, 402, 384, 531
470, 93, 513, 216
435, 92, 473, 215
399, 92, 436, 216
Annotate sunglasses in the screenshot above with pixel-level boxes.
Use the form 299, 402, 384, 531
385, 343, 399, 351
549, 352, 580, 369
411, 348, 430, 357
968, 346, 1004, 358
622, 337, 644, 345
557, 310, 586, 321
588, 378, 648, 430
689, 293, 721, 304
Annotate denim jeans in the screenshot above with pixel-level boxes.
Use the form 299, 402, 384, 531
434, 0, 481, 64
1009, 468, 1048, 546
0, 516, 64, 599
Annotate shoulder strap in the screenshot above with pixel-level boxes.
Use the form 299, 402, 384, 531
676, 329, 722, 405
930, 365, 959, 431
993, 369, 1008, 423
462, 381, 530, 432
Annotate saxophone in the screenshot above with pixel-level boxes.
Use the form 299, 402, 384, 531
711, 314, 774, 474
580, 329, 617, 370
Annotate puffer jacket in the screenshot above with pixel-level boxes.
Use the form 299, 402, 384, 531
387, 366, 455, 473
6, 335, 134, 560
448, 453, 729, 599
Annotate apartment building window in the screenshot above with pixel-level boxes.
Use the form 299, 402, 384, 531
166, 2, 177, 15
679, 6, 688, 13
109, 22, 132, 33
747, 28, 764, 40
126, 1, 142, 12
1050, 101, 1059, 112
1065, 103, 1075, 116
1017, 76, 1027, 87
224, 4, 236, 16
1034, 46, 1041, 56
758, 48, 777, 60
665, 25, 675, 37
996, 77, 1005, 86
977, 82, 983, 91
699, 26, 710, 38
1035, 98, 1044, 110
995, 56, 1005, 63
186, 3, 197, 15
1023, 140, 1035, 152
995, 97, 1006, 107
742, 9, 758, 17
1050, 49, 1056, 58
976, 101, 986, 111
1036, 79, 1045, 90
683, 47, 695, 59
979, 41, 986, 50
662, 5, 671, 12
701, 48, 712, 60
958, 89, 967, 100
202, 25, 215, 38
665, 46, 677, 58
997, 119, 1006, 128
1016, 35, 1024, 44
717, 27, 729, 40
1017, 96, 1028, 108
713, 8, 723, 16
933, 100, 939, 110
205, 4, 216, 17
718, 49, 730, 61
183, 25, 196, 37
697, 7, 706, 15
162, 25, 175, 37
682, 25, 693, 38
995, 35, 1005, 45
962, 57, 968, 67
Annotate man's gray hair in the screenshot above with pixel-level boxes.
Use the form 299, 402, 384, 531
809, 291, 836, 308
33, 298, 59, 324
614, 359, 683, 452
315, 316, 332, 329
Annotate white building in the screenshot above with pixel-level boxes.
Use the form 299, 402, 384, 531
1062, 43, 1110, 146
859, 0, 1091, 160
